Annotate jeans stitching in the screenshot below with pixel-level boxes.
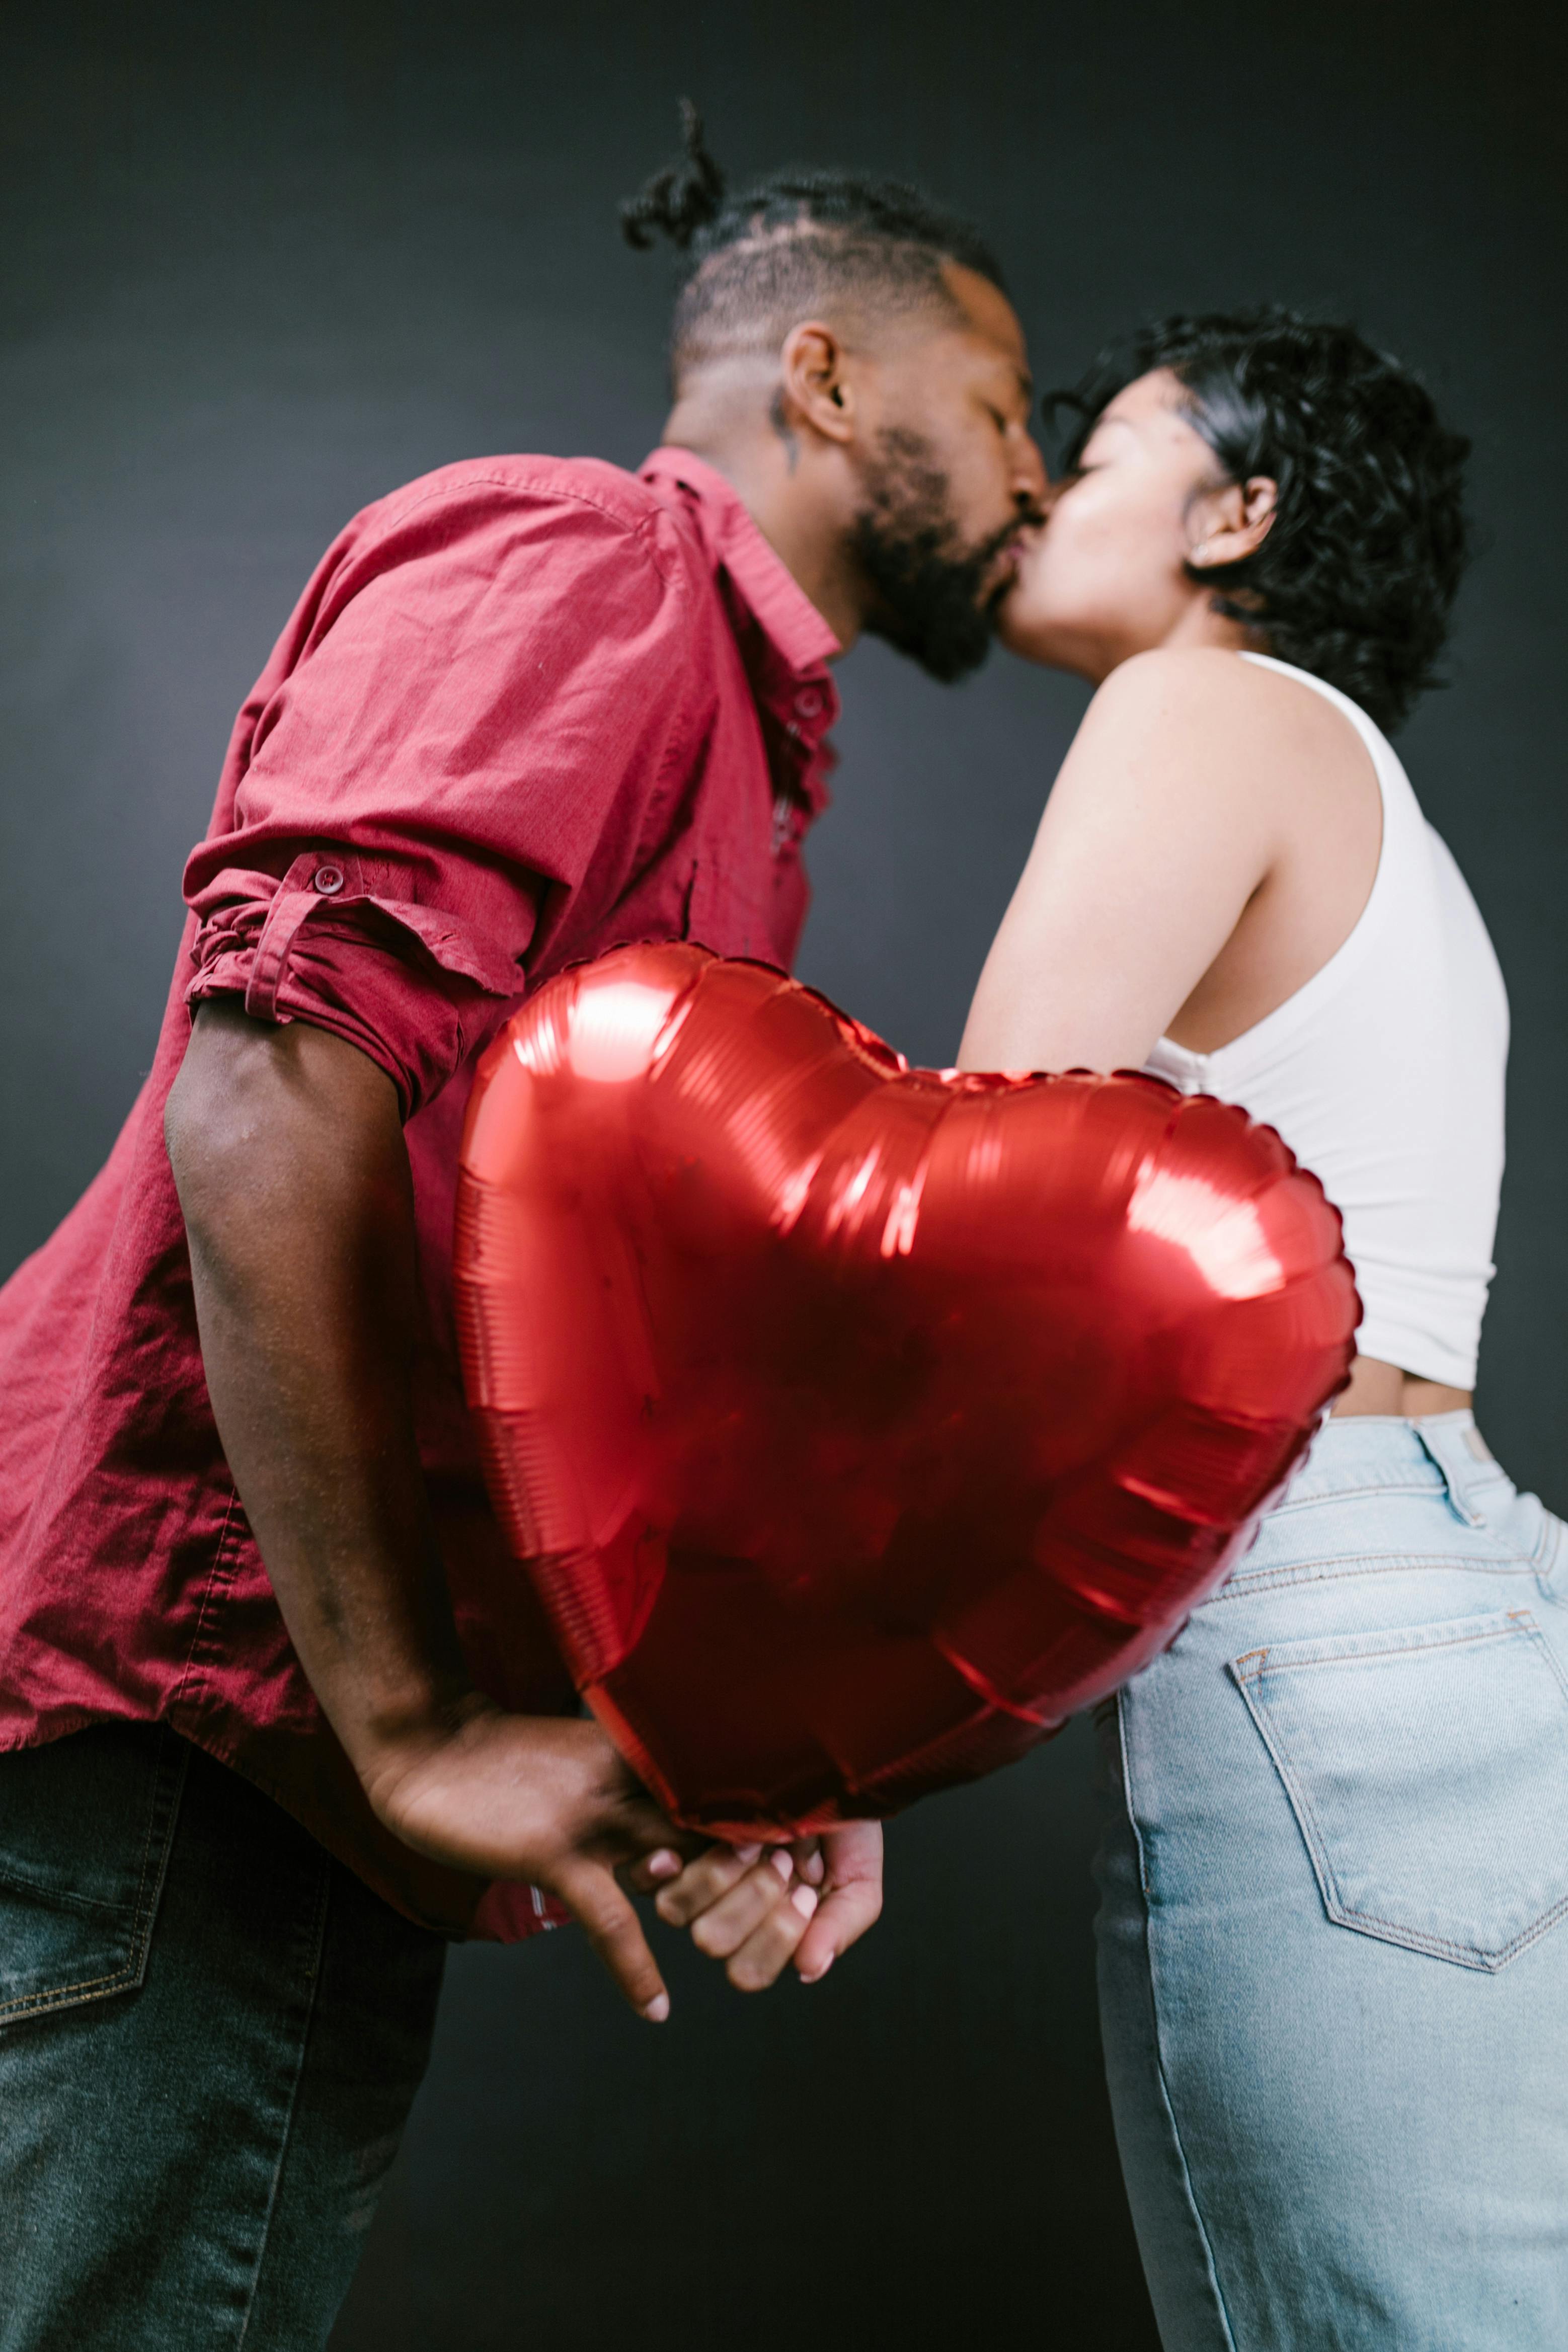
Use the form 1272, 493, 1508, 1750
1236, 1614, 1543, 1675
1531, 1508, 1566, 1579
1275, 1472, 1512, 1516
233, 1851, 333, 2349
1415, 1426, 1497, 1528
0, 1732, 189, 2025
126, 1728, 189, 1949
0, 1870, 146, 1921
0, 1963, 143, 2021
1117, 1697, 1244, 2352
1227, 1660, 1349, 1928
1219, 1551, 1535, 1599
1232, 1615, 1568, 1969
1268, 1478, 1446, 1516
1318, 1888, 1568, 1969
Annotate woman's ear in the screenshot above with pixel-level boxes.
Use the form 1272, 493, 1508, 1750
777, 322, 857, 446
1188, 476, 1278, 570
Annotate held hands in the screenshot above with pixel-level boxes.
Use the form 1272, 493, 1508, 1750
641, 1823, 884, 1991
364, 1696, 883, 2019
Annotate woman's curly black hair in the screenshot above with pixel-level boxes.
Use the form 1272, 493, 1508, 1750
1049, 309, 1471, 732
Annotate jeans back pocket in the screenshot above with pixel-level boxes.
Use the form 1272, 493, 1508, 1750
1230, 1609, 1568, 1971
0, 1722, 187, 2026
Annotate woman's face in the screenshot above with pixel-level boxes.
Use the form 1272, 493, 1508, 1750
999, 367, 1234, 678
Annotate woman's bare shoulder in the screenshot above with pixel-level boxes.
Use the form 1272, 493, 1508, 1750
1083, 647, 1363, 774
1095, 644, 1256, 694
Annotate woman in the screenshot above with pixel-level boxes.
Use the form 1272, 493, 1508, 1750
962, 311, 1568, 2347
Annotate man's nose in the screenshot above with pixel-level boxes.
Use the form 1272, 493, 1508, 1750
1011, 430, 1050, 515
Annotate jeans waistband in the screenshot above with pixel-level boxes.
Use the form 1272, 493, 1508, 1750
1275, 1410, 1504, 1529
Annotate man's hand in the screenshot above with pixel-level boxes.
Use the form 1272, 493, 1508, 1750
367, 1704, 693, 2019
167, 1006, 698, 2016
650, 1821, 884, 1991
167, 1002, 881, 2019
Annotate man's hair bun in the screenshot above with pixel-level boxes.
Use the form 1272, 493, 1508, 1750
620, 100, 727, 251
619, 103, 1007, 388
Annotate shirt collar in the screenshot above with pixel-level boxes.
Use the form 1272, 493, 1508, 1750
639, 447, 841, 798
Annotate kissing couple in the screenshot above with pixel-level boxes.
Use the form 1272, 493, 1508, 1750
0, 99, 1553, 2352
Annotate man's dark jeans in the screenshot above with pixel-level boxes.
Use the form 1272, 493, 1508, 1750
0, 1722, 446, 2350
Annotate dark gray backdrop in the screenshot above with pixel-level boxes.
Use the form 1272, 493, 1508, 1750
5, 6, 1564, 2346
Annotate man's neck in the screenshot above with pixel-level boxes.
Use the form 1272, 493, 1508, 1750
660, 397, 865, 651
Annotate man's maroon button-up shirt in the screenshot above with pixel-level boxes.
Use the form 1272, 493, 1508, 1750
0, 447, 839, 1939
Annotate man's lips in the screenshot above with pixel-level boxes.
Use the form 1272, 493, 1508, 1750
996, 514, 1050, 584
983, 535, 1025, 590
991, 507, 1047, 576
985, 530, 1033, 597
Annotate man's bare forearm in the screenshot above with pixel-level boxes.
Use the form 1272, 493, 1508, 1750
162, 1000, 865, 2009
165, 1001, 471, 1781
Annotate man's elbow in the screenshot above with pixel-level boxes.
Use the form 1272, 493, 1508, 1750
166, 999, 404, 1245
165, 1001, 283, 1224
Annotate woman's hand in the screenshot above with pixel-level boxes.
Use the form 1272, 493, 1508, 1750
373, 1702, 884, 2008
650, 1821, 884, 1990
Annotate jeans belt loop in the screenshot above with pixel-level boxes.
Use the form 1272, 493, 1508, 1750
1414, 1418, 1487, 1529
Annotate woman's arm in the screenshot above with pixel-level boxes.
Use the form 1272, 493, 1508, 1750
959, 649, 1292, 1074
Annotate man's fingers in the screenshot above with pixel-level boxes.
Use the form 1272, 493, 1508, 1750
557, 1861, 671, 2021
619, 1811, 712, 1895
621, 1845, 688, 1897
791, 1835, 825, 1887
653, 1840, 766, 1927
728, 1879, 819, 1992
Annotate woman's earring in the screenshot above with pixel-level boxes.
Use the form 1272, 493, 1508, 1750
1189, 542, 1210, 567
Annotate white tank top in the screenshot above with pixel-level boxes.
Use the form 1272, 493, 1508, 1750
1141, 653, 1508, 1388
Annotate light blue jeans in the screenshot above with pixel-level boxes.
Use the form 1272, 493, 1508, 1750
1096, 1412, 1568, 2349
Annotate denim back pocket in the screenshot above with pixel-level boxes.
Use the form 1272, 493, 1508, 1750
1230, 1609, 1568, 1971
0, 1722, 187, 2026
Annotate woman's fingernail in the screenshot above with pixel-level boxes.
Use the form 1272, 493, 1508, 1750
769, 1849, 794, 1883
791, 1884, 819, 1919
642, 1992, 671, 2023
799, 1952, 834, 1984
647, 1849, 681, 1880
800, 1850, 825, 1885
732, 1843, 763, 1867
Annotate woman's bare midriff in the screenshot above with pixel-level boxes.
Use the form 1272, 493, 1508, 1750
1329, 1355, 1471, 1419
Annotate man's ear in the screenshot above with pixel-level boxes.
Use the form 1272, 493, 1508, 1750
777, 322, 857, 447
1188, 476, 1278, 570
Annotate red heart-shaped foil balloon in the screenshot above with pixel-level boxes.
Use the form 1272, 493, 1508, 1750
455, 944, 1357, 1835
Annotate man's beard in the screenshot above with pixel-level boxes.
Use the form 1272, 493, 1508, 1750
848, 427, 1027, 684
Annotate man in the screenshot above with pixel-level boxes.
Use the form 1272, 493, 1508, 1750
0, 109, 1045, 2346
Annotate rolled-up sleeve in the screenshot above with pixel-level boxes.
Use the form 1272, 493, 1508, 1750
186, 850, 531, 1119
183, 471, 692, 1117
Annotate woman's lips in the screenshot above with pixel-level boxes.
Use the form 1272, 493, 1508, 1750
989, 534, 1029, 589
993, 527, 1043, 598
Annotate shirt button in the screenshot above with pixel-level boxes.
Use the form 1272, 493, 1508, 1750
795, 689, 823, 719
313, 865, 345, 895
